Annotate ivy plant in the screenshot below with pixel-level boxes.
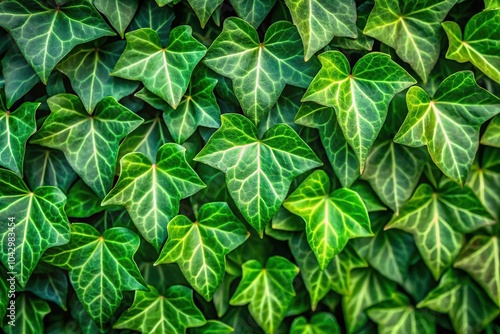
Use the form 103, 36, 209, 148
0, 0, 499, 333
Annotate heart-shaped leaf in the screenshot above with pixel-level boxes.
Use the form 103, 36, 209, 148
94, 0, 138, 38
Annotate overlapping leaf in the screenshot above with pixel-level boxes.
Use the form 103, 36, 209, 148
228, 0, 276, 28
194, 114, 322, 235
1, 294, 50, 334
482, 115, 500, 147
290, 313, 340, 334
25, 268, 68, 311
129, 0, 175, 46
187, 0, 224, 28
303, 51, 415, 171
94, 0, 138, 38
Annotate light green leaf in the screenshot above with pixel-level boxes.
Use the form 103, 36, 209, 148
454, 235, 500, 307
0, 0, 115, 84
156, 202, 249, 301
295, 102, 360, 187
303, 51, 416, 171
364, 0, 457, 83
43, 223, 148, 328
194, 114, 322, 235
94, 0, 138, 38
114, 285, 206, 333
386, 181, 494, 279
418, 269, 500, 334
228, 0, 276, 28
203, 18, 320, 125
25, 268, 68, 311
102, 143, 205, 251
482, 115, 500, 147
0, 169, 69, 288
129, 0, 175, 46
485, 0, 500, 9
289, 232, 367, 309
230, 256, 299, 334
23, 145, 77, 193
395, 71, 500, 185
2, 47, 39, 108
57, 38, 139, 113
284, 170, 372, 270
190, 320, 233, 334
290, 312, 341, 334
1, 294, 50, 334
284, 0, 357, 60
330, 2, 374, 51
367, 292, 436, 334
187, 0, 224, 28
0, 92, 39, 175
442, 9, 500, 84
30, 94, 143, 198
112, 26, 206, 109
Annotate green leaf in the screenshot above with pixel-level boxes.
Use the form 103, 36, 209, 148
94, 0, 138, 38
0, 169, 69, 288
0, 92, 39, 175
302, 51, 416, 171
0, 0, 115, 84
203, 18, 320, 125
295, 102, 360, 187
43, 223, 148, 328
364, 0, 457, 83
229, 256, 299, 334
454, 235, 500, 307
112, 26, 207, 109
363, 141, 426, 213
129, 0, 175, 46
284, 170, 372, 270
485, 0, 500, 9
482, 115, 500, 147
25, 268, 68, 311
156, 202, 249, 301
284, 0, 357, 61
271, 207, 304, 232
30, 94, 143, 198
190, 320, 234, 334
194, 114, 322, 235
221, 307, 263, 334
114, 285, 206, 333
2, 47, 40, 108
56, 38, 139, 113
442, 9, 500, 85
290, 312, 341, 334
0, 269, 7, 321
394, 71, 500, 185
386, 181, 494, 279
23, 145, 77, 193
418, 269, 500, 334
367, 292, 436, 334
102, 143, 205, 251
65, 179, 105, 218
289, 232, 367, 309
1, 294, 50, 334
342, 267, 397, 333
330, 2, 374, 51
350, 181, 388, 213
228, 0, 276, 28
187, 0, 224, 28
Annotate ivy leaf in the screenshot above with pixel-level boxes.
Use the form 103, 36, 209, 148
289, 232, 367, 309
284, 170, 372, 270
485, 0, 500, 9
0, 0, 115, 84
386, 181, 494, 279
42, 223, 148, 328
0, 92, 39, 175
363, 140, 426, 213
295, 102, 360, 187
156, 202, 249, 301
418, 269, 500, 334
1, 294, 50, 334
364, 0, 457, 83
482, 116, 500, 148
112, 26, 206, 109
194, 114, 322, 236
284, 0, 357, 61
102, 143, 205, 251
187, 0, 224, 28
302, 51, 416, 171
330, 2, 374, 51
203, 18, 320, 125
25, 268, 68, 311
454, 235, 500, 306
394, 71, 500, 185
65, 179, 106, 218
230, 256, 299, 334
228, 0, 276, 28
93, 0, 138, 38
443, 9, 500, 85
190, 320, 234, 334
290, 312, 341, 334
56, 38, 139, 113
114, 285, 206, 333
128, 0, 175, 46
23, 145, 77, 193
30, 94, 143, 198
367, 292, 436, 334
2, 47, 39, 108
0, 169, 69, 288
